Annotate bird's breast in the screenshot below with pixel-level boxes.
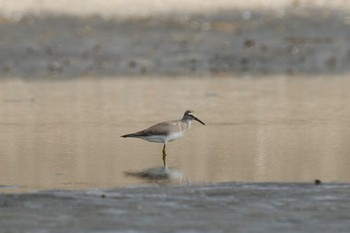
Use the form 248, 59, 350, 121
166, 131, 185, 142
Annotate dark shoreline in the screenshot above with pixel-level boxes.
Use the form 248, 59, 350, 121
1, 182, 350, 232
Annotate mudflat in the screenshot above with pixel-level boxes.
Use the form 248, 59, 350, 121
1, 1, 350, 232
0, 5, 350, 78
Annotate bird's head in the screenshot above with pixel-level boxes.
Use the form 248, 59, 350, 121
183, 110, 205, 125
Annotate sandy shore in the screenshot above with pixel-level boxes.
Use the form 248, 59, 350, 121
0, 0, 350, 18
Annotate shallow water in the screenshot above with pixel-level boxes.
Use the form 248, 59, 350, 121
0, 75, 350, 192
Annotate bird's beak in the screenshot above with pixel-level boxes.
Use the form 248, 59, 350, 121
193, 116, 205, 125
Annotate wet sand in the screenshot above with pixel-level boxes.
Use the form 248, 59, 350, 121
1, 182, 350, 233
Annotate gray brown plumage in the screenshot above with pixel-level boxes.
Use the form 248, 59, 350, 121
121, 110, 205, 167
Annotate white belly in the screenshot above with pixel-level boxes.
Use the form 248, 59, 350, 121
141, 132, 185, 144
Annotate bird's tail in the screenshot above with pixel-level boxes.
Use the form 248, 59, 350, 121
121, 133, 136, 138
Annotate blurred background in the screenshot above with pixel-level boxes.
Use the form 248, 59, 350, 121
1, 0, 350, 77
0, 0, 350, 192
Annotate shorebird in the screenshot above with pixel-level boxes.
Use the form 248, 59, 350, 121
121, 110, 205, 167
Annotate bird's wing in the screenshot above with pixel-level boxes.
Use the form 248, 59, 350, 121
133, 121, 178, 136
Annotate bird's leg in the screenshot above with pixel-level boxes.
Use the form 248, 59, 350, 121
162, 144, 167, 168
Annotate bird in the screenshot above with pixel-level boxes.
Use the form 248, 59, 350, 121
121, 110, 205, 168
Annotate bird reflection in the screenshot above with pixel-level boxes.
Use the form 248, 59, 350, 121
124, 166, 189, 184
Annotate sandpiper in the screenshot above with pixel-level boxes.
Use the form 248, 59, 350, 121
121, 110, 205, 167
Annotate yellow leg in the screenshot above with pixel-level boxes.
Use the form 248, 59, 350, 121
162, 144, 167, 168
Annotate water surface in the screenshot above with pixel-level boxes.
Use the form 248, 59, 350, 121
0, 75, 349, 192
